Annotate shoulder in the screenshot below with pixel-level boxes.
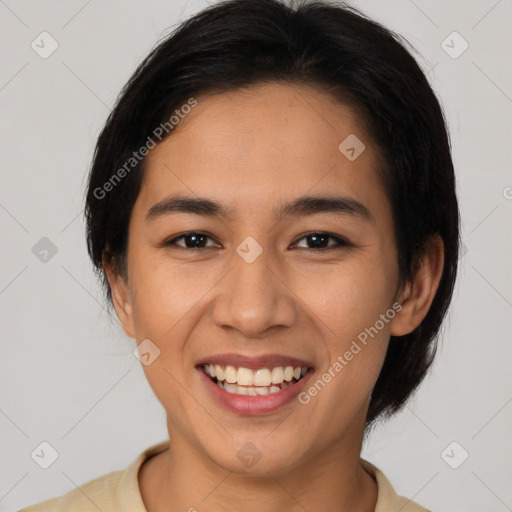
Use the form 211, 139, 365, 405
18, 468, 124, 511
19, 440, 170, 512
361, 459, 432, 512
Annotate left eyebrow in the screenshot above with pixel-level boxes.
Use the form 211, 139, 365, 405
145, 194, 373, 223
275, 194, 373, 223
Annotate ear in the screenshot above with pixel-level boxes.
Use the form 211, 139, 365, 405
390, 234, 445, 337
103, 254, 136, 339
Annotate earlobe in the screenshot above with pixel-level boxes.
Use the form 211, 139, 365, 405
103, 255, 136, 339
390, 235, 445, 337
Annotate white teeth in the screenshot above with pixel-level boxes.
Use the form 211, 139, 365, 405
206, 364, 310, 396
215, 365, 225, 381
253, 368, 272, 386
271, 367, 284, 384
209, 365, 306, 385
223, 382, 238, 393
237, 367, 253, 386
220, 382, 276, 396
225, 365, 237, 383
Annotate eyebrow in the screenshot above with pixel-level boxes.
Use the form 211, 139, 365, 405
145, 194, 373, 223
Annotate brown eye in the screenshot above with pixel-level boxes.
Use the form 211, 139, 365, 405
165, 232, 219, 249
293, 232, 351, 250
163, 231, 351, 251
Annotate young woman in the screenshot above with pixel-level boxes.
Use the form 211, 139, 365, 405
21, 0, 459, 510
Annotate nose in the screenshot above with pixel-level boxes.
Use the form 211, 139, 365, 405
212, 243, 297, 338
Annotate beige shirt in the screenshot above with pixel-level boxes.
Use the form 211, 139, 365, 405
20, 440, 430, 512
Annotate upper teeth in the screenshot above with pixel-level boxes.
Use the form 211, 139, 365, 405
204, 364, 307, 386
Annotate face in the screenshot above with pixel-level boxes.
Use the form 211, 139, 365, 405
108, 82, 412, 475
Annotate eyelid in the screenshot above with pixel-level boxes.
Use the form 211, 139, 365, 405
164, 230, 352, 250
164, 231, 220, 248
291, 231, 352, 249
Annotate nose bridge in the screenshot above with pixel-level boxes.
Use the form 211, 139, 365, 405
212, 236, 296, 336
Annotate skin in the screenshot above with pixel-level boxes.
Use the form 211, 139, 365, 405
104, 82, 444, 512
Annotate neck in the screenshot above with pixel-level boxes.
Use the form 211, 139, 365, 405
139, 417, 377, 512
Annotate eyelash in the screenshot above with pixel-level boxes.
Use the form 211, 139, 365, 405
163, 231, 352, 251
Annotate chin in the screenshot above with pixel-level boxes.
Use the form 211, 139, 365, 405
200, 433, 310, 477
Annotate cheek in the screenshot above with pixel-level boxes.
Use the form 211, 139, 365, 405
299, 259, 395, 402
299, 258, 396, 338
126, 252, 222, 399
127, 248, 218, 338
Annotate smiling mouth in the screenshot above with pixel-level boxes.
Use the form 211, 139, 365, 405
201, 364, 310, 396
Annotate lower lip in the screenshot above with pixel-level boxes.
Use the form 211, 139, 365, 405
197, 367, 313, 415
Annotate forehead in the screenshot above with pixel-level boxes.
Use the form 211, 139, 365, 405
137, 82, 387, 222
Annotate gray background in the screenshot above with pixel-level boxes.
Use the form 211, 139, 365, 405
1, 1, 511, 511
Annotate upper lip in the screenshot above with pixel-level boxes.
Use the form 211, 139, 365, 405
196, 353, 314, 370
